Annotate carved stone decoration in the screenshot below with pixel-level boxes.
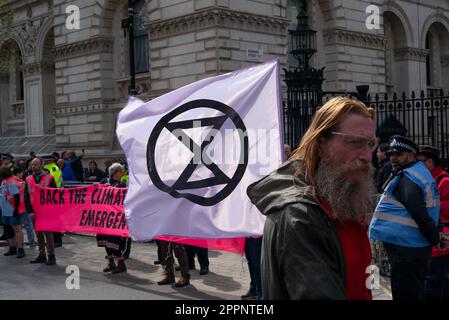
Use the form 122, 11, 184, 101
394, 47, 429, 62
323, 28, 387, 51
16, 20, 41, 57
53, 37, 114, 61
147, 9, 289, 40
22, 61, 55, 75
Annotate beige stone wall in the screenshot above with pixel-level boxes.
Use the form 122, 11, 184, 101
1, 0, 449, 158
148, 1, 289, 97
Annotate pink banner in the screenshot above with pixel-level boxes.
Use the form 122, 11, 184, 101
34, 185, 129, 237
33, 185, 246, 254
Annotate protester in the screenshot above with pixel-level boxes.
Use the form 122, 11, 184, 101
25, 151, 36, 169
247, 97, 377, 299
12, 167, 35, 247
0, 167, 25, 258
104, 160, 112, 175
60, 151, 77, 182
67, 150, 84, 182
96, 163, 128, 274
241, 236, 262, 300
157, 240, 190, 288
153, 239, 164, 265
84, 160, 106, 182
374, 143, 393, 193
416, 145, 449, 299
25, 158, 57, 265
0, 154, 14, 241
184, 244, 210, 275
369, 136, 449, 300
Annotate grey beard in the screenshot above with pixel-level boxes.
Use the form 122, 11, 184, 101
315, 156, 376, 224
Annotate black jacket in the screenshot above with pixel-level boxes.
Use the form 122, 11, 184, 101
247, 160, 347, 300
375, 160, 392, 193
383, 162, 440, 258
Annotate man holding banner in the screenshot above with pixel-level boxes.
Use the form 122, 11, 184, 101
25, 158, 57, 266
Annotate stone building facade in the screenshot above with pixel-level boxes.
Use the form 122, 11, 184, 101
0, 0, 448, 160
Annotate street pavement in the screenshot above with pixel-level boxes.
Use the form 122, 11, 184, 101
0, 233, 392, 300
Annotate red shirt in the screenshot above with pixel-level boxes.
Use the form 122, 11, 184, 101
318, 197, 373, 300
431, 166, 449, 257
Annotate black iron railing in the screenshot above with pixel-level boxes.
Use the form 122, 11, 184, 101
283, 88, 449, 169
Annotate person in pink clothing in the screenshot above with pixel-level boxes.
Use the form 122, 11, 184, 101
417, 145, 449, 299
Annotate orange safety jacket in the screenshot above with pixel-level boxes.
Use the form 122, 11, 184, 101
5, 177, 26, 214
26, 173, 54, 205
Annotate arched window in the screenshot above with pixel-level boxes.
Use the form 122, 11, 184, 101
132, 0, 149, 74
425, 22, 449, 94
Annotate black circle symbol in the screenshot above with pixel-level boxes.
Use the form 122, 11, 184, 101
146, 99, 249, 206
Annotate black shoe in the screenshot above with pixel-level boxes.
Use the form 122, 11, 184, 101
154, 260, 162, 265
199, 265, 209, 275
3, 247, 17, 256
188, 265, 196, 270
30, 255, 47, 264
16, 248, 25, 259
175, 265, 180, 271
46, 255, 56, 265
54, 242, 62, 248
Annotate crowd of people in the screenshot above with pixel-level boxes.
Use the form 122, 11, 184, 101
0, 151, 224, 292
1, 97, 449, 300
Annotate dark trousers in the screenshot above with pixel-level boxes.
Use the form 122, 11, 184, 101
185, 245, 209, 269
384, 243, 430, 300
155, 240, 163, 261
425, 255, 449, 300
245, 237, 262, 299
53, 232, 62, 244
123, 238, 132, 258
161, 241, 189, 277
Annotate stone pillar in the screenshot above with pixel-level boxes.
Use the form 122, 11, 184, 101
23, 63, 44, 136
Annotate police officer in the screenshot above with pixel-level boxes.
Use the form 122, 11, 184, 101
369, 135, 447, 300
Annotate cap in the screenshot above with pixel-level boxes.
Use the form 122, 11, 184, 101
0, 153, 13, 161
417, 145, 440, 161
388, 135, 418, 154
41, 155, 56, 163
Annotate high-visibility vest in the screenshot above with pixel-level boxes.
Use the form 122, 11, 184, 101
26, 173, 53, 205
44, 163, 63, 187
369, 161, 440, 247
5, 177, 25, 214
120, 174, 129, 185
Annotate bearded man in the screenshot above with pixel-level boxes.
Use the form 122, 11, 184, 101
247, 97, 378, 300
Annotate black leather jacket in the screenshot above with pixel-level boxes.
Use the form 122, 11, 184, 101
247, 160, 347, 300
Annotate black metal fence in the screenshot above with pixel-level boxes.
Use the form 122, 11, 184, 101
283, 88, 449, 168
